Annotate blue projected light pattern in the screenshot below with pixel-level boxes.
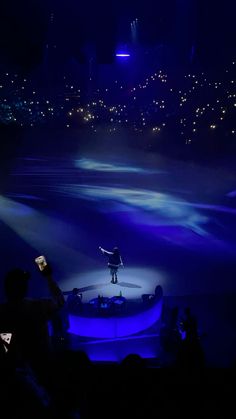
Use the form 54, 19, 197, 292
226, 190, 236, 198
4, 155, 236, 258
57, 184, 209, 235
74, 158, 164, 174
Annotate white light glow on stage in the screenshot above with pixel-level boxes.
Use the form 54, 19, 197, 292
74, 158, 163, 174
116, 53, 130, 57
61, 267, 168, 302
57, 184, 209, 235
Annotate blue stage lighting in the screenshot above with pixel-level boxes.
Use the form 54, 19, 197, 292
116, 53, 130, 57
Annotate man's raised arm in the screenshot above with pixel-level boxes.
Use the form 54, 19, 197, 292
99, 246, 113, 255
41, 264, 65, 308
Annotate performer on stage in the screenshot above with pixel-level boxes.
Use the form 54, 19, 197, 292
99, 246, 123, 284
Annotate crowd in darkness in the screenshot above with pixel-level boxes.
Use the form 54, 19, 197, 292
0, 56, 236, 157
1, 261, 234, 418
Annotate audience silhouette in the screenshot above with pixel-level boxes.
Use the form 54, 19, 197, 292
66, 288, 83, 313
0, 264, 65, 378
0, 259, 217, 418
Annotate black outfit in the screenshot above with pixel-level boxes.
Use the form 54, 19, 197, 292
99, 247, 123, 283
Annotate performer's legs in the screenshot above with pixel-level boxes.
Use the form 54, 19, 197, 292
110, 268, 115, 283
114, 268, 118, 284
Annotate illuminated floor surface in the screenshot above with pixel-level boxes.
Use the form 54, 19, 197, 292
1, 130, 236, 364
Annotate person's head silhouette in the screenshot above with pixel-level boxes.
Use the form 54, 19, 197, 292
4, 268, 30, 302
113, 247, 119, 255
72, 288, 79, 295
121, 353, 146, 368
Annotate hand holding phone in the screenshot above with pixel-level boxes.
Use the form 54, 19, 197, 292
35, 255, 47, 271
0, 333, 12, 353
35, 255, 52, 276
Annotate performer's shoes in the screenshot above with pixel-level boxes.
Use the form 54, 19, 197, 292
111, 278, 118, 284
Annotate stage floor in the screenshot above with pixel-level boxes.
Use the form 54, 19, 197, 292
1, 128, 236, 365
1, 129, 236, 302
